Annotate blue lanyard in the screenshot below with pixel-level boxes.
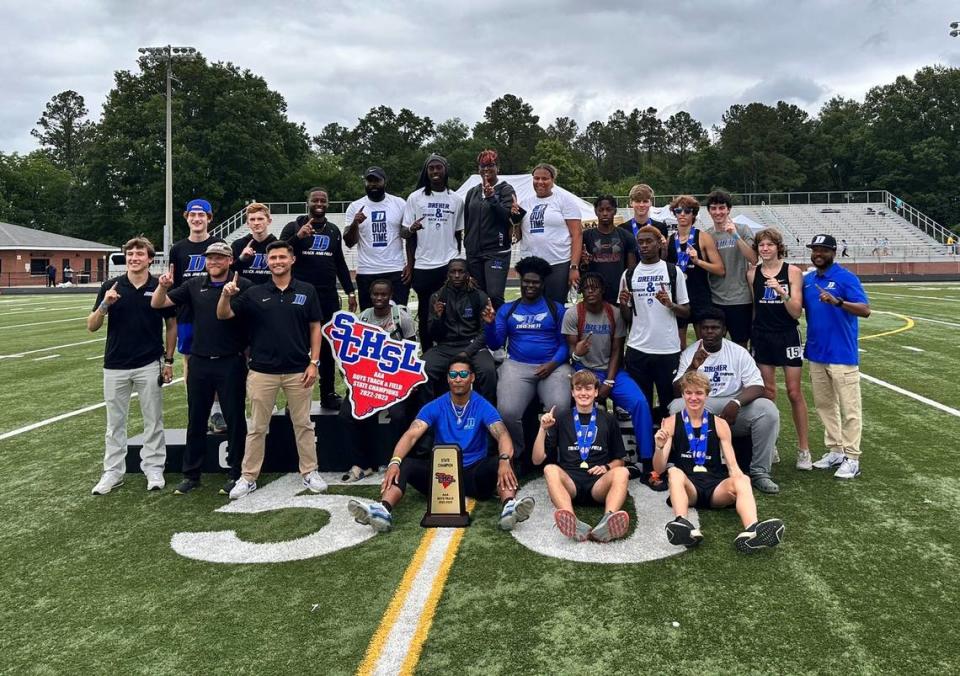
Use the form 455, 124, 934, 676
573, 407, 598, 464
682, 409, 709, 467
675, 228, 697, 270
630, 217, 653, 240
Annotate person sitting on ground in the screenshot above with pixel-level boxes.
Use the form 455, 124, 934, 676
347, 356, 534, 532
532, 370, 631, 543
562, 272, 654, 483
670, 307, 781, 494
657, 371, 785, 554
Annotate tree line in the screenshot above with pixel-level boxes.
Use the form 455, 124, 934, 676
2, 53, 958, 247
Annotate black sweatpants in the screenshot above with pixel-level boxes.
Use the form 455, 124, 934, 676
411, 264, 449, 352
184, 354, 247, 480
624, 347, 680, 426
467, 252, 510, 309
316, 289, 341, 399
339, 395, 409, 470
397, 454, 501, 500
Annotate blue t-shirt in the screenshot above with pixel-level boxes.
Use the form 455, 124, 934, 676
484, 297, 569, 365
416, 392, 502, 467
802, 263, 868, 365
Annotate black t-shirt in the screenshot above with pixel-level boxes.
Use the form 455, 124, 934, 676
279, 217, 355, 294
620, 217, 668, 241
231, 234, 277, 284
544, 407, 626, 471
167, 274, 252, 357
93, 275, 175, 370
582, 227, 636, 304
667, 411, 727, 479
231, 277, 323, 374
168, 235, 224, 323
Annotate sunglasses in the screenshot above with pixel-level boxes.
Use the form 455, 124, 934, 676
448, 370, 472, 379
672, 207, 695, 215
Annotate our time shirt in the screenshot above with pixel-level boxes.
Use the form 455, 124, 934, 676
802, 263, 868, 365
344, 194, 407, 274
518, 191, 581, 265
416, 392, 501, 467
403, 188, 464, 269
93, 275, 174, 370
675, 339, 764, 398
620, 261, 689, 354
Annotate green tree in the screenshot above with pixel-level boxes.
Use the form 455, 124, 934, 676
664, 111, 708, 167
0, 152, 77, 234
30, 90, 94, 171
532, 139, 589, 195
546, 116, 579, 146
472, 94, 543, 173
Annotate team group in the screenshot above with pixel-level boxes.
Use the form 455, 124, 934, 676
86, 149, 870, 553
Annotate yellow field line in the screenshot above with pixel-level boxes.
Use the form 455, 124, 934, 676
860, 311, 914, 341
356, 528, 438, 676
398, 499, 476, 675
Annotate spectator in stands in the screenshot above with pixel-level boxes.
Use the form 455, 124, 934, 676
747, 228, 811, 471
423, 259, 496, 403
618, 226, 690, 427
462, 149, 523, 311
703, 190, 757, 348
87, 236, 176, 495
840, 238, 850, 257
344, 167, 410, 309
620, 183, 668, 242
484, 256, 573, 469
518, 163, 583, 304
946, 235, 956, 255
670, 307, 781, 494
217, 240, 328, 500
657, 371, 785, 553
63, 263, 74, 284
581, 195, 636, 305
533, 370, 631, 542
665, 195, 724, 349
339, 277, 417, 483
562, 272, 653, 481
802, 234, 871, 480
401, 154, 464, 351
346, 355, 534, 533
233, 202, 278, 284
46, 263, 56, 287
280, 189, 357, 410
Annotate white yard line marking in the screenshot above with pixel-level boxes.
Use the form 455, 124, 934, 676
86, 355, 102, 360
32, 354, 60, 361
0, 378, 184, 441
0, 337, 104, 359
861, 373, 960, 418
902, 346, 924, 353
0, 306, 91, 317
0, 316, 87, 330
908, 315, 960, 329
868, 291, 959, 302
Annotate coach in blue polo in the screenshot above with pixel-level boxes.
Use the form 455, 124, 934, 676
802, 234, 871, 480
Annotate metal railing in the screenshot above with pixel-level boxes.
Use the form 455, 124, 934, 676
883, 191, 953, 244
210, 200, 351, 240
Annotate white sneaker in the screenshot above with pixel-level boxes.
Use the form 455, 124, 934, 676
302, 470, 328, 493
145, 471, 165, 491
812, 450, 846, 469
772, 447, 780, 464
229, 478, 257, 500
92, 472, 124, 495
834, 457, 861, 480
796, 450, 813, 471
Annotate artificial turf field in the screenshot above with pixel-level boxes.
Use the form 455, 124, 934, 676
1, 282, 958, 675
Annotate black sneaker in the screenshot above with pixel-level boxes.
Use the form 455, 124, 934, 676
174, 478, 201, 495
734, 518, 785, 554
665, 516, 704, 548
219, 479, 237, 496
320, 393, 343, 410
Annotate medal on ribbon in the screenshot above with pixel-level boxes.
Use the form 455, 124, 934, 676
675, 227, 697, 270
682, 409, 710, 472
574, 407, 598, 469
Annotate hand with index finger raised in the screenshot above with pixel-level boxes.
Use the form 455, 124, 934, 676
104, 281, 121, 305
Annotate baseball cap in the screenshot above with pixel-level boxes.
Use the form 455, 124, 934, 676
806, 234, 837, 250
185, 198, 213, 214
364, 166, 386, 181
204, 242, 233, 257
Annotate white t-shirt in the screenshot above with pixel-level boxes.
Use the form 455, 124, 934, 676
344, 193, 407, 275
519, 191, 581, 265
403, 188, 464, 270
675, 338, 763, 398
620, 260, 689, 354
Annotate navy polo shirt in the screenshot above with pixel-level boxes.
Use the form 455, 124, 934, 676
167, 274, 252, 357
231, 277, 322, 374
802, 263, 868, 365
93, 275, 175, 370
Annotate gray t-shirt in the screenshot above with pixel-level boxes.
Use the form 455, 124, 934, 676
705, 222, 754, 305
561, 305, 627, 371
358, 305, 417, 342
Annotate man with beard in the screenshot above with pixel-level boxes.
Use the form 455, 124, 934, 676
401, 154, 464, 351
280, 188, 357, 410
344, 167, 410, 310
802, 234, 871, 480
232, 202, 277, 284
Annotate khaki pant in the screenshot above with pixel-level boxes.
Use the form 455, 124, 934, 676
809, 362, 862, 459
241, 370, 317, 481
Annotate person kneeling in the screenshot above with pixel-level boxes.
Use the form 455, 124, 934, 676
656, 371, 784, 554
347, 356, 534, 533
532, 370, 631, 543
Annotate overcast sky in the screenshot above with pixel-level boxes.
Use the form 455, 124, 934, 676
3, 0, 959, 154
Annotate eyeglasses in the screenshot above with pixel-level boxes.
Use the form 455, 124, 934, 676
448, 370, 471, 379
672, 207, 695, 215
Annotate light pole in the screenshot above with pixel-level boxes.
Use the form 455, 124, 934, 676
137, 45, 197, 257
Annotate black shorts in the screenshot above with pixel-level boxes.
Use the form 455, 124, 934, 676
717, 303, 753, 344
751, 327, 803, 368
395, 455, 500, 500
564, 467, 603, 506
689, 472, 727, 509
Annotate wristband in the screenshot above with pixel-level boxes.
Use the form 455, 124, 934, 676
732, 398, 742, 408
603, 379, 615, 386
164, 357, 174, 365
498, 453, 512, 462
571, 353, 582, 363
98, 302, 110, 314
389, 456, 403, 465
835, 297, 844, 307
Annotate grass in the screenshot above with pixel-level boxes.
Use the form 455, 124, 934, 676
0, 283, 958, 674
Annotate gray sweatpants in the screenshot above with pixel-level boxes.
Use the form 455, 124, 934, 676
102, 363, 166, 476
497, 358, 573, 457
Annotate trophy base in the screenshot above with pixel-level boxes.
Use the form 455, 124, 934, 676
421, 513, 471, 528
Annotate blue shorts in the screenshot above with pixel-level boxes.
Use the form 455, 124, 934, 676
176, 322, 193, 355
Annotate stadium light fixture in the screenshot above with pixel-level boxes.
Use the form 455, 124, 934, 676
137, 45, 198, 257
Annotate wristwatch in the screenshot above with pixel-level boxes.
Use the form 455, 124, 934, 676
498, 453, 512, 462
312, 359, 321, 368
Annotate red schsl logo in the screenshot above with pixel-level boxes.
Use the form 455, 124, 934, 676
435, 472, 456, 489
